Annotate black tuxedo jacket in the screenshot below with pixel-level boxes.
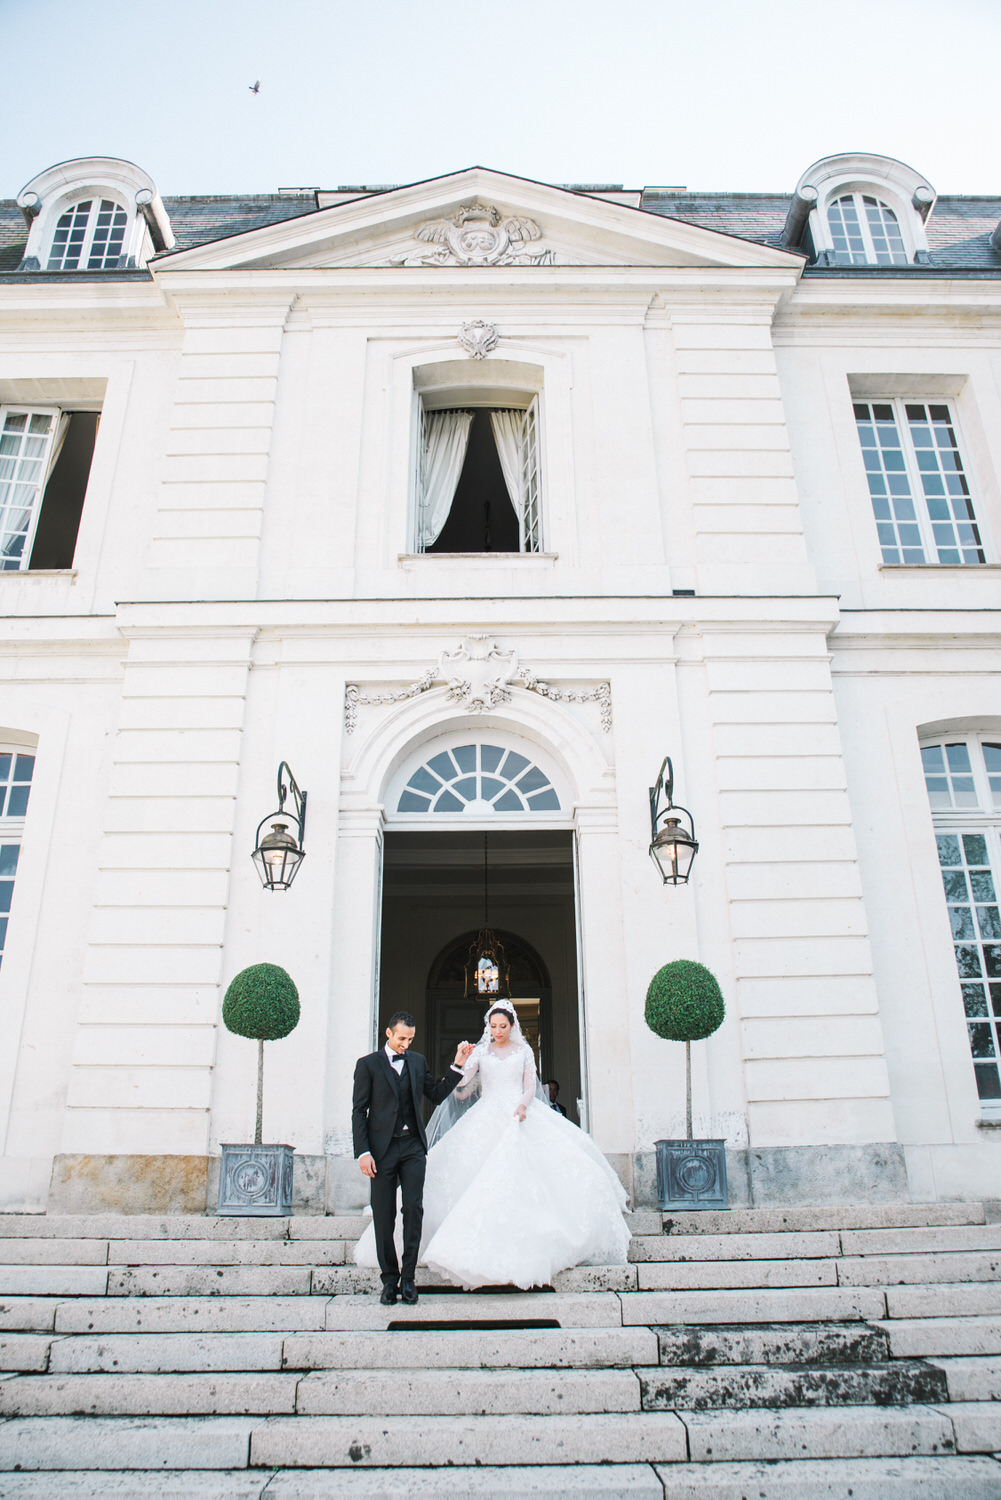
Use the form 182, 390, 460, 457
351, 1049, 460, 1163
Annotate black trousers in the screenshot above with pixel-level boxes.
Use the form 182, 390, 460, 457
370, 1133, 427, 1286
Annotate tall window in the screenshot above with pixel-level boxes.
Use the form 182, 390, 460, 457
0, 406, 98, 570
416, 400, 541, 555
853, 401, 985, 566
922, 737, 1001, 1106
828, 194, 909, 265
47, 199, 128, 271
0, 751, 34, 973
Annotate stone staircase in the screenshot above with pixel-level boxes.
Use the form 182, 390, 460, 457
0, 1203, 1000, 1496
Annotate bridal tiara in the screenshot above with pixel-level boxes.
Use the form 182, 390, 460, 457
485, 999, 517, 1023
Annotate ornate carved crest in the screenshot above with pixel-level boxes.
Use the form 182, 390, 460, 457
458, 319, 499, 359
393, 203, 558, 268
345, 636, 612, 733
439, 636, 518, 710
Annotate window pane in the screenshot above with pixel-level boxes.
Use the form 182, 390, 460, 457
854, 403, 923, 563
0, 412, 55, 573
905, 405, 984, 565
935, 828, 1001, 1100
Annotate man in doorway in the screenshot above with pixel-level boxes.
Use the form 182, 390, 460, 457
352, 1012, 473, 1306
546, 1079, 568, 1117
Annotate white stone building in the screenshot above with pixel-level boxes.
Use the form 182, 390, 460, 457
0, 153, 999, 1214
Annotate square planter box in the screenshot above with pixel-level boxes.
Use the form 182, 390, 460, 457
217, 1143, 294, 1216
655, 1138, 728, 1211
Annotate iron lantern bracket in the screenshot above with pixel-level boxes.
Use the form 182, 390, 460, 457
253, 761, 307, 859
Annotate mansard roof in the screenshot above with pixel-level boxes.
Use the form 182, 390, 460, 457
1, 169, 999, 275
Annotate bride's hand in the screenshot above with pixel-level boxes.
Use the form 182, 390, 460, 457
453, 1040, 475, 1067
515, 1105, 527, 1123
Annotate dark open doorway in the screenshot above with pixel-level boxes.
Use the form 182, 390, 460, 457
378, 830, 582, 1123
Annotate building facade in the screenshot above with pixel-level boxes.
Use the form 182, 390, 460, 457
0, 154, 999, 1213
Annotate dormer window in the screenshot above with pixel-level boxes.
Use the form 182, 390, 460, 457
47, 199, 129, 270
783, 153, 934, 267
827, 194, 908, 266
15, 157, 174, 273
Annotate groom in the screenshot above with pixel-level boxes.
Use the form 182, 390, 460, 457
352, 1011, 473, 1306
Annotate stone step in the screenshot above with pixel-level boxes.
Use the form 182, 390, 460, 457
838, 1252, 1001, 1287
320, 1291, 622, 1330
0, 1366, 645, 1418
630, 1229, 841, 1262
930, 1355, 1001, 1402
0, 1372, 301, 1416
48, 1332, 288, 1374
247, 1405, 955, 1467
654, 1319, 892, 1367
649, 1456, 1001, 1499
0, 1298, 58, 1332
1, 1459, 999, 1499
0, 1216, 366, 1241
8, 1458, 1001, 1500
658, 1204, 985, 1235
282, 1326, 659, 1370
878, 1316, 1001, 1359
107, 1267, 315, 1297
294, 1367, 642, 1416
54, 1296, 333, 1335
621, 1286, 886, 1325
842, 1224, 1001, 1255
102, 1240, 349, 1267
886, 1283, 1001, 1319
640, 1358, 947, 1410
0, 1267, 109, 1297
636, 1257, 837, 1291
0, 1415, 256, 1472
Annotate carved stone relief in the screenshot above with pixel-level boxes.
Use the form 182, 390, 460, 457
344, 635, 611, 733
458, 319, 499, 359
391, 204, 558, 268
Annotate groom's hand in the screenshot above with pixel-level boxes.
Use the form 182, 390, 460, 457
453, 1041, 474, 1067
359, 1153, 376, 1178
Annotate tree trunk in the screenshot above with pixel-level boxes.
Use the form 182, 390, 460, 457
685, 1038, 693, 1139
255, 1039, 264, 1146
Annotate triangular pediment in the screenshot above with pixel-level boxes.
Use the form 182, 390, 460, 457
153, 167, 802, 274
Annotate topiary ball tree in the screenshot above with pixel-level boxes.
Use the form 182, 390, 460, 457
645, 960, 725, 1139
223, 963, 300, 1144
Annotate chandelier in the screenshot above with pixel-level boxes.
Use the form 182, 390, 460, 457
463, 833, 511, 999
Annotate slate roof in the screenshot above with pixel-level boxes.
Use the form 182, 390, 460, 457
0, 185, 998, 273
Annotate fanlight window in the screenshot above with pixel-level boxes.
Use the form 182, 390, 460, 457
47, 199, 128, 270
397, 744, 560, 814
827, 194, 908, 265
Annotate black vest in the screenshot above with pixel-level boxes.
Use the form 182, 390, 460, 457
394, 1059, 419, 1137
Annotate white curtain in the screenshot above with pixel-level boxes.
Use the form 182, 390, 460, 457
419, 410, 473, 547
490, 409, 527, 531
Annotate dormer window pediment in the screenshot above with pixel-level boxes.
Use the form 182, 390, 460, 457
15, 157, 174, 273
783, 153, 935, 267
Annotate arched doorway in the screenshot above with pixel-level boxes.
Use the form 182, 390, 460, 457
377, 828, 583, 1124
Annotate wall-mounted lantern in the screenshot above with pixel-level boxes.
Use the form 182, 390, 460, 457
649, 755, 699, 885
252, 761, 307, 891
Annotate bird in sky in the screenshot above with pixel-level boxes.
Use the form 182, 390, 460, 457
249, 80, 261, 94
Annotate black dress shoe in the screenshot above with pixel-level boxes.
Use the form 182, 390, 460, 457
399, 1280, 419, 1305
380, 1285, 398, 1306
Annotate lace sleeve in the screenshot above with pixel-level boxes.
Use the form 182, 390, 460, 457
455, 1048, 480, 1099
519, 1045, 537, 1111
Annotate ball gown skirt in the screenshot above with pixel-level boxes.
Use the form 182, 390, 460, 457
355, 1047, 630, 1290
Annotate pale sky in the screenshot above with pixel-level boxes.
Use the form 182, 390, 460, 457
2, 0, 999, 201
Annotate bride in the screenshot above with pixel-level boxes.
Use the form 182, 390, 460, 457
355, 999, 630, 1290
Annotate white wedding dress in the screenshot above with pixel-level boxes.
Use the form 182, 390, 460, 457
355, 1041, 630, 1290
